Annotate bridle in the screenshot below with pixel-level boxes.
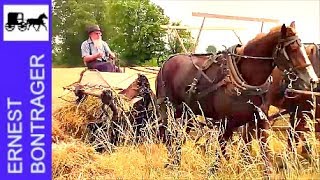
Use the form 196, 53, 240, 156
227, 35, 311, 97
274, 35, 311, 71
273, 35, 314, 91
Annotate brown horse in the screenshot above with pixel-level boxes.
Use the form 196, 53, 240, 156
156, 22, 318, 174
242, 43, 320, 154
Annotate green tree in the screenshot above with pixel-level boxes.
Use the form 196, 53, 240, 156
105, 0, 169, 65
166, 21, 195, 54
206, 44, 217, 53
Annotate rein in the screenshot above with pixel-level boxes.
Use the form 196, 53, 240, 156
228, 53, 274, 60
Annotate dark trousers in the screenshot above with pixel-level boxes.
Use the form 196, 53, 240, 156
87, 60, 121, 72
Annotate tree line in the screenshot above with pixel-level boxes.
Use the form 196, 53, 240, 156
53, 0, 216, 67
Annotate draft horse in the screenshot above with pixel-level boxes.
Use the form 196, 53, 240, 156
155, 21, 318, 174
242, 43, 320, 154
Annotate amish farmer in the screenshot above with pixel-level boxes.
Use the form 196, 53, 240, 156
81, 24, 121, 72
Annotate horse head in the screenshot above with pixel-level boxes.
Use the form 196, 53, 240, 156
39, 13, 48, 20
273, 21, 319, 89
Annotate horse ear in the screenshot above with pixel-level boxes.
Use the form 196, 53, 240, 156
311, 47, 314, 54
290, 21, 296, 28
281, 24, 287, 39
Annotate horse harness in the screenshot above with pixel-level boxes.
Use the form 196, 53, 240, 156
186, 44, 273, 104
185, 35, 304, 104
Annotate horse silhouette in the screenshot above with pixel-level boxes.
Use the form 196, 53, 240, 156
27, 13, 47, 31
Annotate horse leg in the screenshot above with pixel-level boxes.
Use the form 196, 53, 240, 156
156, 97, 178, 167
219, 129, 233, 161
288, 102, 314, 155
210, 127, 233, 173
162, 101, 191, 168
170, 104, 185, 166
296, 108, 314, 157
241, 103, 271, 162
43, 24, 47, 31
240, 121, 256, 162
241, 121, 257, 145
300, 100, 315, 156
256, 111, 273, 175
157, 98, 169, 143
179, 103, 195, 135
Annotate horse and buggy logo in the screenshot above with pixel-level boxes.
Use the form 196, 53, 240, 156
3, 5, 49, 41
5, 12, 48, 32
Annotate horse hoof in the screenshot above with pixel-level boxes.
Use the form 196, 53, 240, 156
164, 163, 179, 170
242, 155, 253, 164
263, 165, 274, 178
208, 162, 220, 175
164, 163, 170, 168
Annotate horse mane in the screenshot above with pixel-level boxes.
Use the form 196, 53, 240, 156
239, 24, 296, 54
248, 26, 281, 45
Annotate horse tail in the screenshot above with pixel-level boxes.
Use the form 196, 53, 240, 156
156, 54, 180, 143
155, 54, 179, 100
155, 62, 165, 100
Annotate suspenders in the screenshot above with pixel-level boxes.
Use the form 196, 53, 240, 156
87, 40, 109, 62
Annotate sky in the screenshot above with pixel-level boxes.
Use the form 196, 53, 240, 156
151, 0, 320, 53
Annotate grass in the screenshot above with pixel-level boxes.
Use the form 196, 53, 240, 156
52, 67, 320, 179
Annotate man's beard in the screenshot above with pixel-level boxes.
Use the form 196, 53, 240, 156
93, 38, 103, 50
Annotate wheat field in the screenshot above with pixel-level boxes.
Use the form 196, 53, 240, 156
52, 67, 320, 179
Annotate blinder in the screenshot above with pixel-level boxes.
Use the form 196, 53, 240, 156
273, 36, 301, 89
274, 35, 314, 89
273, 35, 301, 71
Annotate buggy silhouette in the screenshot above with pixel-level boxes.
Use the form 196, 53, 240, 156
5, 12, 28, 31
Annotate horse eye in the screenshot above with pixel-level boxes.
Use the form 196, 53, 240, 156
289, 43, 299, 50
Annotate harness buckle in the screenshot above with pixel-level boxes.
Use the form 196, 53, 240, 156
235, 87, 241, 96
